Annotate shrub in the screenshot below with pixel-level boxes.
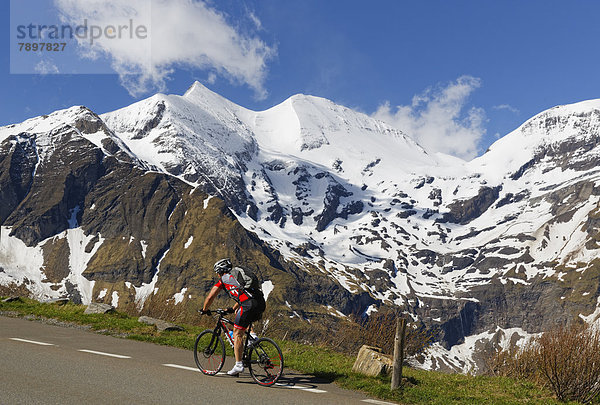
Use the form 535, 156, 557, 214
490, 323, 600, 404
536, 324, 600, 403
332, 311, 434, 358
487, 339, 541, 384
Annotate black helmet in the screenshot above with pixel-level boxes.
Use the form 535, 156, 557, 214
214, 258, 232, 275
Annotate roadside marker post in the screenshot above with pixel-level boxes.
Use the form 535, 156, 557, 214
390, 317, 406, 390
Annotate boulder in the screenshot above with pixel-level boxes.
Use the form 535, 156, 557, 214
138, 316, 184, 332
43, 298, 70, 305
84, 302, 115, 314
352, 345, 393, 377
2, 296, 22, 303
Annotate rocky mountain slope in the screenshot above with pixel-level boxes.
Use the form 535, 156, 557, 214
2, 83, 600, 373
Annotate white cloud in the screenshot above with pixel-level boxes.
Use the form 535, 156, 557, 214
35, 60, 60, 74
248, 11, 263, 31
206, 71, 217, 84
54, 0, 275, 98
373, 76, 486, 160
493, 104, 520, 114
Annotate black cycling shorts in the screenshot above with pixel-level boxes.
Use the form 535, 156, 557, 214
234, 296, 266, 330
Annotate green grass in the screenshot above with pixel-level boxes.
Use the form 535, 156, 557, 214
339, 369, 573, 405
0, 297, 569, 404
276, 338, 567, 404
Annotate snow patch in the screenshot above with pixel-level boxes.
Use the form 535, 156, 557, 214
261, 280, 274, 300
415, 327, 537, 374
365, 304, 378, 316
285, 300, 301, 319
0, 226, 103, 305
184, 236, 194, 249
326, 305, 347, 318
134, 248, 169, 310
140, 241, 148, 259
0, 227, 47, 298
111, 291, 119, 307
64, 229, 104, 305
173, 287, 188, 305
97, 289, 108, 299
580, 296, 600, 325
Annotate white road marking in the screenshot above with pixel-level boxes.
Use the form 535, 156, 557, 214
362, 399, 398, 405
9, 338, 54, 346
298, 388, 327, 393
162, 364, 237, 377
276, 383, 327, 393
163, 364, 228, 376
78, 349, 131, 359
162, 364, 326, 393
163, 364, 202, 372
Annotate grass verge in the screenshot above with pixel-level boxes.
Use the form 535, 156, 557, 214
0, 297, 568, 404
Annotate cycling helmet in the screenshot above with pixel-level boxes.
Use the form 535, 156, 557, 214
214, 258, 232, 275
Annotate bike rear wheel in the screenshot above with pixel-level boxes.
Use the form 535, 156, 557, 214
194, 329, 225, 375
248, 337, 284, 386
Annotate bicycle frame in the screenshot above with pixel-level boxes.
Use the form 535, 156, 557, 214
210, 311, 253, 361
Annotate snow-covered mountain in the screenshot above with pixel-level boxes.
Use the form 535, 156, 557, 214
2, 82, 600, 373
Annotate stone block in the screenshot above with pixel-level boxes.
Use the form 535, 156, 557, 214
84, 302, 115, 314
43, 298, 70, 305
138, 316, 184, 332
352, 345, 393, 377
2, 296, 22, 303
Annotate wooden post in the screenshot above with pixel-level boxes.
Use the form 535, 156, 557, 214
391, 317, 406, 390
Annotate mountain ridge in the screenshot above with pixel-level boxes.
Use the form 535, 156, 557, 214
2, 84, 600, 373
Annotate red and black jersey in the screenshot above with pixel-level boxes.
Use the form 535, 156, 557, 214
215, 272, 251, 304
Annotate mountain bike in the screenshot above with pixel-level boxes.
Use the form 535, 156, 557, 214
194, 308, 284, 387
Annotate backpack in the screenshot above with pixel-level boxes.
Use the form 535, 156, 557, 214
230, 266, 262, 297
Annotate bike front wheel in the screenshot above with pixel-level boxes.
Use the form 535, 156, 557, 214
248, 337, 284, 386
194, 329, 225, 375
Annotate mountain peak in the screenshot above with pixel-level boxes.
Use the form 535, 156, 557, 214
182, 81, 225, 104
471, 98, 600, 181
180, 81, 250, 119
183, 80, 213, 98
0, 105, 101, 144
547, 98, 600, 115
285, 93, 327, 104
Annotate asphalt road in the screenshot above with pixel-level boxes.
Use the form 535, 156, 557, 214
0, 316, 395, 405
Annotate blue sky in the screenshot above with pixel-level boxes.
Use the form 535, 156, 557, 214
2, 0, 600, 159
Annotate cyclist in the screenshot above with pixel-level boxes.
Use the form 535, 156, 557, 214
202, 258, 266, 376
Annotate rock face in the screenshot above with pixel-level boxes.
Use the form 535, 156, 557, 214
2, 86, 600, 373
352, 345, 393, 377
438, 186, 501, 225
